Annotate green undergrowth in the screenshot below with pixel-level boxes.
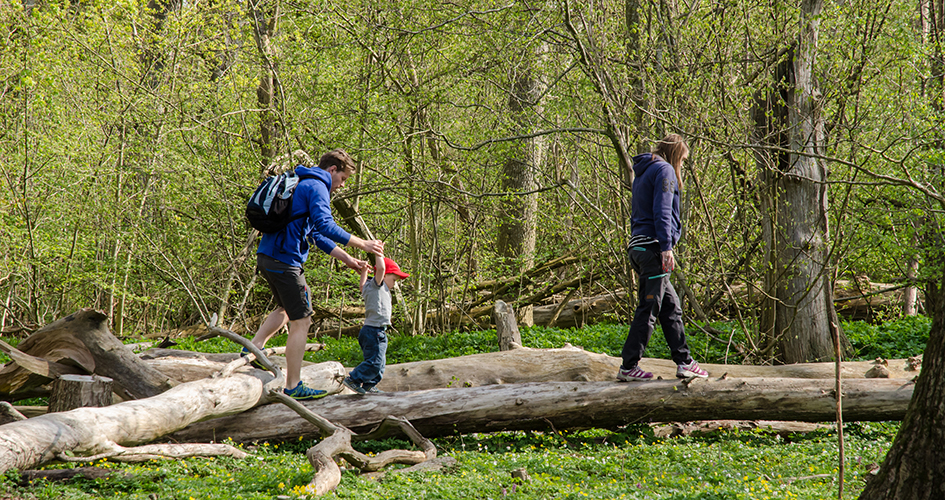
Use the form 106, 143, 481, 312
2, 423, 899, 499
0, 316, 928, 498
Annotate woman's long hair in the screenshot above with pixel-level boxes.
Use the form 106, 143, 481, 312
653, 134, 689, 188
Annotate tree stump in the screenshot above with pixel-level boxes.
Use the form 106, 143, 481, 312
48, 375, 113, 413
494, 300, 522, 351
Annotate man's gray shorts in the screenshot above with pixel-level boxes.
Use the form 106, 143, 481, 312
256, 254, 313, 321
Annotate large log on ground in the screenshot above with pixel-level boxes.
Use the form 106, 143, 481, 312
377, 348, 919, 391
139, 346, 921, 391
0, 359, 348, 473
170, 377, 915, 443
0, 370, 269, 474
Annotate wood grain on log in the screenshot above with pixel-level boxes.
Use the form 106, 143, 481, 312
170, 377, 915, 444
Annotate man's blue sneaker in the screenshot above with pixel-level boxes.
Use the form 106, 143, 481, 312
240, 347, 267, 370
284, 381, 327, 400
342, 376, 366, 395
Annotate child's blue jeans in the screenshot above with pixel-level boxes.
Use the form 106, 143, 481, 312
349, 325, 388, 390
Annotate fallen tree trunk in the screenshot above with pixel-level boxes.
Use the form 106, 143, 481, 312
0, 369, 269, 474
137, 346, 920, 391
170, 377, 916, 443
0, 355, 348, 474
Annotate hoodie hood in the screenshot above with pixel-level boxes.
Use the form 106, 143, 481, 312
295, 165, 332, 190
632, 153, 658, 177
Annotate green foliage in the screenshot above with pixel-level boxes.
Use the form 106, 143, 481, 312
0, 316, 927, 498
0, 425, 899, 499
842, 315, 931, 360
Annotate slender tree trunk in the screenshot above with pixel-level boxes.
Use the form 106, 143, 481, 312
497, 48, 544, 271
248, 0, 281, 163
904, 253, 920, 316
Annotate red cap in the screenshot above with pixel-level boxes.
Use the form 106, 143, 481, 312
379, 257, 409, 279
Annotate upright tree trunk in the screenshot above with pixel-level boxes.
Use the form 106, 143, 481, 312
858, 275, 945, 499
497, 52, 543, 271
756, 0, 839, 363
248, 0, 281, 163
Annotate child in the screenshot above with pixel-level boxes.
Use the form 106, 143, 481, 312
342, 252, 409, 394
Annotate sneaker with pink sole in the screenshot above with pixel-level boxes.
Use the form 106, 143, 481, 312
676, 360, 709, 378
617, 365, 654, 382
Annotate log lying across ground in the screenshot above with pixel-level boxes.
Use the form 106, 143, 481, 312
0, 356, 348, 474
140, 345, 920, 392
170, 376, 915, 444
0, 370, 267, 474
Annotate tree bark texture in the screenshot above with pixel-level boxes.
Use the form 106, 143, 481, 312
755, 1, 838, 363
48, 375, 113, 413
494, 300, 522, 351
496, 45, 543, 269
170, 377, 915, 444
857, 275, 945, 500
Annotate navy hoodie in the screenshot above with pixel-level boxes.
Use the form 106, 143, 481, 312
630, 153, 681, 252
257, 166, 352, 267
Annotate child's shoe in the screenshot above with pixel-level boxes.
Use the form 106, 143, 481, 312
676, 360, 709, 379
342, 376, 366, 395
365, 386, 384, 394
283, 381, 327, 400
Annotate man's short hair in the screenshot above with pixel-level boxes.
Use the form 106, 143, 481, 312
318, 149, 356, 173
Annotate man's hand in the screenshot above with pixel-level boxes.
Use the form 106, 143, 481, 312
661, 250, 675, 273
345, 257, 369, 272
361, 239, 384, 255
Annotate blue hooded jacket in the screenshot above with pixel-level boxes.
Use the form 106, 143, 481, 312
630, 153, 681, 252
256, 166, 352, 267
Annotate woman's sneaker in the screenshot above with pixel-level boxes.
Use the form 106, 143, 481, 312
676, 360, 709, 378
284, 381, 327, 400
617, 365, 653, 382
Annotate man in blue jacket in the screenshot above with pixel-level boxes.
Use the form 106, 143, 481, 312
248, 149, 384, 400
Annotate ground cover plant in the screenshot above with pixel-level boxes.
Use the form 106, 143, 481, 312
0, 316, 929, 499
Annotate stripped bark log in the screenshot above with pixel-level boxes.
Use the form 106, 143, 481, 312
170, 377, 916, 444
0, 368, 271, 474
651, 420, 834, 439
137, 346, 922, 392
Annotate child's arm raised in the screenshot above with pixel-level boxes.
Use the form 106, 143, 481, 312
359, 260, 371, 290
373, 252, 386, 287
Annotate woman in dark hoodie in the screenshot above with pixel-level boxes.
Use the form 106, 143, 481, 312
618, 134, 709, 382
